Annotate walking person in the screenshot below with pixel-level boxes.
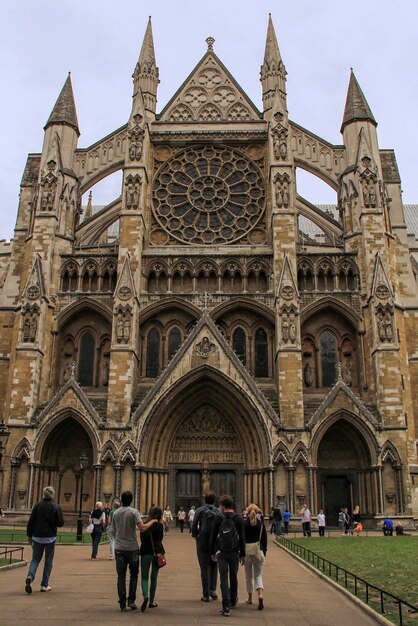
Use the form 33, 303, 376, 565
283, 509, 291, 534
243, 504, 267, 610
317, 509, 326, 537
139, 506, 165, 612
188, 505, 196, 533
352, 505, 363, 536
272, 501, 283, 538
343, 507, 351, 535
107, 498, 120, 560
89, 501, 106, 560
210, 495, 246, 617
24, 486, 64, 594
162, 505, 173, 535
112, 490, 157, 611
192, 490, 223, 602
338, 508, 345, 534
300, 504, 311, 537
177, 506, 186, 533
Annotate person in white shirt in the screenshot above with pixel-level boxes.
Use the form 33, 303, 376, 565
317, 510, 326, 537
300, 504, 311, 537
187, 505, 196, 534
162, 506, 173, 535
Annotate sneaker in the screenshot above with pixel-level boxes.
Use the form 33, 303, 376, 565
128, 602, 137, 610
219, 608, 230, 617
201, 596, 210, 602
40, 585, 51, 592
25, 577, 32, 595
210, 591, 218, 600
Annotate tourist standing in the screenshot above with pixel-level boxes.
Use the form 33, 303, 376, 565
139, 506, 165, 612
343, 507, 351, 535
272, 501, 283, 538
283, 509, 291, 534
243, 504, 267, 610
25, 486, 64, 594
107, 498, 120, 560
382, 517, 393, 536
89, 501, 106, 560
338, 508, 345, 534
300, 504, 311, 537
188, 505, 196, 533
192, 491, 223, 602
210, 495, 246, 617
162, 505, 173, 535
177, 506, 186, 533
317, 509, 326, 537
112, 490, 157, 611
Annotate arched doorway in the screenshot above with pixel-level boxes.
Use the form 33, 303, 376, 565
316, 418, 373, 525
39, 418, 94, 514
137, 369, 271, 515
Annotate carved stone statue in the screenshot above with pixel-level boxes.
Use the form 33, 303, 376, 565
289, 320, 296, 344
343, 364, 352, 386
23, 317, 30, 342
116, 314, 124, 343
385, 313, 393, 342
123, 319, 131, 343
377, 313, 386, 342
282, 318, 289, 343
304, 361, 313, 387
29, 317, 37, 342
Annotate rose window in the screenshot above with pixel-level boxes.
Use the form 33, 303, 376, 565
152, 146, 265, 244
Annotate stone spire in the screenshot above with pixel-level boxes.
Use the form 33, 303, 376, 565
44, 73, 79, 135
260, 14, 286, 113
341, 69, 377, 132
84, 191, 93, 220
133, 16, 159, 114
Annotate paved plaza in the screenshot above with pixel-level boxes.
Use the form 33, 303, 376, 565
0, 533, 379, 625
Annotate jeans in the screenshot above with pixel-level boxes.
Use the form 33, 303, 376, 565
28, 540, 55, 587
218, 551, 239, 609
91, 526, 103, 558
115, 549, 140, 608
197, 542, 218, 598
108, 529, 115, 558
140, 554, 159, 603
302, 521, 311, 537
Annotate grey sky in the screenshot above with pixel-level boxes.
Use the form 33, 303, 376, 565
1, 0, 417, 239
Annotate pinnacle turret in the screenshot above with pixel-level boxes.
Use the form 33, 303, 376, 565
133, 16, 159, 114
260, 14, 286, 113
44, 73, 79, 135
341, 70, 377, 133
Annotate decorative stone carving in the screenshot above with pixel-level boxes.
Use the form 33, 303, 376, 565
194, 336, 217, 358
128, 113, 144, 162
304, 362, 313, 387
281, 313, 297, 344
115, 306, 132, 345
280, 284, 295, 300
40, 177, 57, 212
274, 172, 290, 208
110, 431, 125, 443
125, 174, 141, 210
376, 305, 394, 344
21, 304, 39, 343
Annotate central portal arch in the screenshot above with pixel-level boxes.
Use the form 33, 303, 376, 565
137, 368, 272, 514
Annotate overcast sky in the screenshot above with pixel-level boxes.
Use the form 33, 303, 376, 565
1, 0, 417, 239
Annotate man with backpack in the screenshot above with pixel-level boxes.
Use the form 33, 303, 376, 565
210, 495, 246, 617
192, 491, 223, 602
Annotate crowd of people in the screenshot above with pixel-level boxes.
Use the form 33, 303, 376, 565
21, 487, 408, 615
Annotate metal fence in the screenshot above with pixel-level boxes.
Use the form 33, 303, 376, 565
279, 537, 417, 626
0, 545, 24, 564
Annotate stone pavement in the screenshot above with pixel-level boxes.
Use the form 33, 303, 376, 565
0, 533, 379, 625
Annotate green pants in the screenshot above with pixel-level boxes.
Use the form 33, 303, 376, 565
141, 554, 159, 603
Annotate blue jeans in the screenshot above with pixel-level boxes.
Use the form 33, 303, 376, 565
218, 551, 239, 609
28, 540, 55, 587
91, 526, 103, 558
115, 549, 140, 608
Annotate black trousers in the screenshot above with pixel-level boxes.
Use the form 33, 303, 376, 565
115, 549, 139, 607
302, 521, 311, 537
196, 542, 218, 597
218, 551, 239, 609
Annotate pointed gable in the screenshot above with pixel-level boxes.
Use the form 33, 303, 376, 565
22, 255, 47, 303
159, 47, 261, 123
370, 252, 393, 300
341, 70, 376, 132
31, 378, 102, 427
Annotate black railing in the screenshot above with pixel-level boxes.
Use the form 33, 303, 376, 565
0, 545, 24, 564
278, 537, 417, 626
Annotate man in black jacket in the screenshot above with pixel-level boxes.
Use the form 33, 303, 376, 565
192, 490, 223, 602
25, 486, 64, 594
210, 495, 245, 617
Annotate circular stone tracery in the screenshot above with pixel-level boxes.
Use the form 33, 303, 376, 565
152, 145, 265, 245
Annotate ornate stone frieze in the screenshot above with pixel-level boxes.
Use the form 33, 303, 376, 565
194, 336, 217, 358
124, 174, 141, 210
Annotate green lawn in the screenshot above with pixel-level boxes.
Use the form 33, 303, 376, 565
0, 529, 107, 544
0, 558, 21, 567
283, 537, 418, 625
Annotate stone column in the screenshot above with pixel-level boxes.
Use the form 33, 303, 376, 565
114, 465, 122, 498
286, 466, 295, 513
394, 465, 404, 515
8, 462, 19, 509
94, 465, 103, 503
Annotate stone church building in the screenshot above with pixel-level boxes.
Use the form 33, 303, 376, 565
1, 16, 417, 526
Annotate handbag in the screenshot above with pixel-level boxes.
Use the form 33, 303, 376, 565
245, 523, 263, 559
86, 522, 94, 534
150, 527, 167, 568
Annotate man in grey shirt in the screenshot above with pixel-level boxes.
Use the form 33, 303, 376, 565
112, 490, 156, 611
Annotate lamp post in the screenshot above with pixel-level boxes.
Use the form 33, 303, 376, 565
76, 453, 88, 542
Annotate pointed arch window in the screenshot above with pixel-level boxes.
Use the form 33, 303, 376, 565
320, 331, 337, 387
146, 327, 160, 377
78, 331, 95, 386
168, 328, 182, 361
254, 328, 269, 377
232, 328, 247, 366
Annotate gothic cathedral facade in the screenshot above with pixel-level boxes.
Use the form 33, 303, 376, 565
1, 17, 417, 526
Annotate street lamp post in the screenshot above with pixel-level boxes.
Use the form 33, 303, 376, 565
76, 453, 88, 542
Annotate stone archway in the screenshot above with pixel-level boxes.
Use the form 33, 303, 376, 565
315, 418, 374, 524
137, 369, 272, 515
38, 417, 94, 515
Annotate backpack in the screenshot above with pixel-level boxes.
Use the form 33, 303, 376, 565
199, 505, 218, 537
217, 516, 239, 552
